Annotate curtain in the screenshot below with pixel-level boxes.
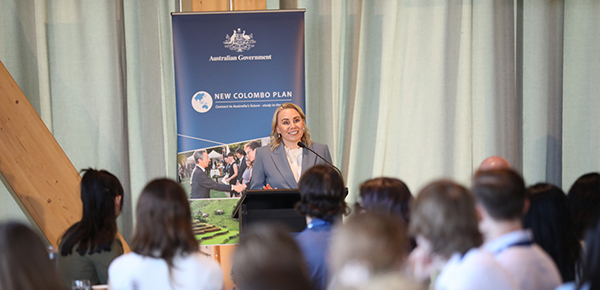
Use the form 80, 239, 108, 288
0, 0, 177, 240
299, 0, 599, 205
1, 0, 599, 238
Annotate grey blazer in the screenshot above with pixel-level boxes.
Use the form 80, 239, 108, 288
190, 165, 231, 198
250, 142, 332, 190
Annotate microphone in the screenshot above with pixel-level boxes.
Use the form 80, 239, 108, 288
297, 142, 344, 180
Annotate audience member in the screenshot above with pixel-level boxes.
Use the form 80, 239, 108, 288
358, 177, 412, 225
524, 183, 580, 282
473, 169, 561, 290
295, 164, 348, 290
0, 221, 67, 290
57, 168, 124, 286
410, 180, 518, 290
108, 178, 223, 290
556, 216, 600, 290
328, 212, 423, 290
567, 172, 600, 241
232, 223, 313, 290
358, 177, 415, 250
478, 156, 511, 171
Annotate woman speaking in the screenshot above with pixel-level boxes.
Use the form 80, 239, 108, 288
250, 103, 332, 190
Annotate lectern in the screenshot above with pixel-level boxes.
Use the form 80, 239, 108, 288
232, 189, 306, 233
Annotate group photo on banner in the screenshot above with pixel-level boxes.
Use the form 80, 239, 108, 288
172, 10, 305, 246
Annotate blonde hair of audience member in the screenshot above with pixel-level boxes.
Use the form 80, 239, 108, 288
232, 223, 313, 290
269, 103, 312, 151
329, 212, 418, 290
130, 179, 200, 281
410, 180, 482, 259
0, 222, 66, 290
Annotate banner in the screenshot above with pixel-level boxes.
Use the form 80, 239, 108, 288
173, 11, 305, 205
172, 11, 305, 153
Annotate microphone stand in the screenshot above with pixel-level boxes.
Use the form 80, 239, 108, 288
297, 142, 345, 183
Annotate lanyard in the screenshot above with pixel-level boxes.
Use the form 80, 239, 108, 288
307, 219, 330, 229
494, 239, 533, 255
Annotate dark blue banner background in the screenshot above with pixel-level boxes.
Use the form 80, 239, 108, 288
172, 11, 305, 153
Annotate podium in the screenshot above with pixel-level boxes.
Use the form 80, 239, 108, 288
232, 189, 306, 233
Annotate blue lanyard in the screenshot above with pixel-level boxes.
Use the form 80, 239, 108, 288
307, 219, 330, 229
494, 239, 533, 255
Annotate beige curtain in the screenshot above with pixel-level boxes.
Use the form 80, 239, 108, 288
299, 0, 599, 205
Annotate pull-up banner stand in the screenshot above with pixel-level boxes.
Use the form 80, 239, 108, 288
172, 10, 306, 152
172, 10, 305, 246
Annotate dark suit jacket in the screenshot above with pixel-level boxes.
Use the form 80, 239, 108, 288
237, 156, 247, 184
190, 165, 231, 198
250, 142, 332, 190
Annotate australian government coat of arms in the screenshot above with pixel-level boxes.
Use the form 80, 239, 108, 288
224, 28, 256, 52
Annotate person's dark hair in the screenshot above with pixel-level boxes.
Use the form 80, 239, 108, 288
578, 216, 600, 290
295, 165, 348, 223
567, 172, 600, 240
0, 222, 66, 290
232, 223, 313, 290
236, 148, 246, 156
131, 179, 198, 276
359, 177, 412, 225
227, 151, 235, 158
245, 141, 260, 151
60, 168, 124, 256
472, 168, 526, 220
410, 180, 482, 258
523, 183, 580, 282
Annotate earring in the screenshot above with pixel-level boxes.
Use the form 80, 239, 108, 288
278, 133, 281, 138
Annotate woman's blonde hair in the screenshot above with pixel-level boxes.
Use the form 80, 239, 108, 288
269, 103, 312, 151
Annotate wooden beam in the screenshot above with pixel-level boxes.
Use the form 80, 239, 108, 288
191, 0, 229, 11
0, 60, 129, 252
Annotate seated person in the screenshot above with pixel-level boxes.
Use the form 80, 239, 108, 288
108, 178, 223, 290
410, 180, 518, 290
473, 169, 561, 290
232, 223, 312, 290
58, 169, 124, 285
523, 183, 580, 282
329, 212, 423, 290
567, 172, 600, 242
294, 165, 348, 290
0, 221, 66, 290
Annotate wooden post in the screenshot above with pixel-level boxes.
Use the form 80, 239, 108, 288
189, 0, 266, 11
0, 60, 129, 251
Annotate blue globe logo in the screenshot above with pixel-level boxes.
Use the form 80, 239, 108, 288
191, 91, 213, 113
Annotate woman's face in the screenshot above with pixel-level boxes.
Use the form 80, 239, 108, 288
276, 108, 305, 147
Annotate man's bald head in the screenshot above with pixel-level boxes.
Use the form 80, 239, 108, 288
478, 156, 511, 171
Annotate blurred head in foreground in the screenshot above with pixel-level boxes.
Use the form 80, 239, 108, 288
232, 223, 313, 290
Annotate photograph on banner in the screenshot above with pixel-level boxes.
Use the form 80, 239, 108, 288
178, 139, 266, 198
190, 198, 240, 246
